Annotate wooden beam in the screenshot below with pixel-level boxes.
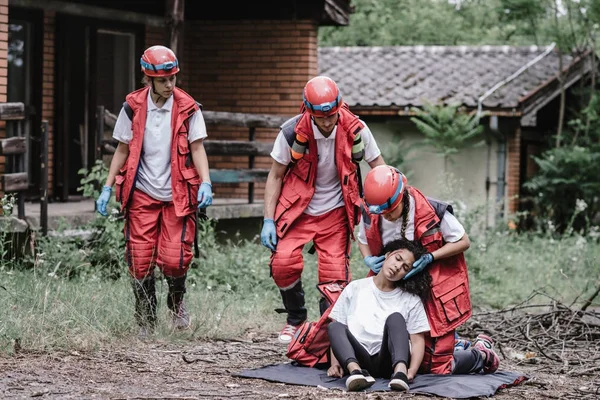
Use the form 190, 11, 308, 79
9, 0, 166, 27
0, 102, 25, 120
0, 137, 27, 155
2, 172, 28, 192
209, 168, 269, 183
203, 140, 272, 156
203, 110, 290, 129
166, 0, 185, 59
103, 109, 289, 129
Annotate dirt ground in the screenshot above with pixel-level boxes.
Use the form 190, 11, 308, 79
1, 331, 599, 400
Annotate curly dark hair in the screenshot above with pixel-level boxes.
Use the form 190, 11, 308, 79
382, 238, 432, 301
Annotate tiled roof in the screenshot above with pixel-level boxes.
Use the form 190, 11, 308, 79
318, 45, 573, 109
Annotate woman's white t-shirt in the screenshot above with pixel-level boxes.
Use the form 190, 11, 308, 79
329, 277, 430, 355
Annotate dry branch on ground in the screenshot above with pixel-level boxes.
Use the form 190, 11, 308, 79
461, 290, 600, 377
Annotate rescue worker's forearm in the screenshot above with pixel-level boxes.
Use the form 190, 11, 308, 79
264, 170, 283, 220
367, 154, 385, 169
431, 233, 470, 261
190, 139, 211, 183
358, 241, 372, 258
104, 142, 129, 187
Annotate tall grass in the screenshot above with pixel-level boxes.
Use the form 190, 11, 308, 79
1, 212, 599, 355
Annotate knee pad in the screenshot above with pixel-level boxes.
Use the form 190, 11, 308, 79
317, 255, 349, 284
127, 240, 155, 279
271, 252, 303, 289
157, 240, 192, 277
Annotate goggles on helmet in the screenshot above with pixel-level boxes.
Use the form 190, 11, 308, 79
140, 59, 179, 73
364, 173, 404, 214
303, 94, 341, 115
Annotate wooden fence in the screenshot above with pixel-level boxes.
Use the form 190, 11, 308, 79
0, 102, 50, 234
98, 107, 289, 204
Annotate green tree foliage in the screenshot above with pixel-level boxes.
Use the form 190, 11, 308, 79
319, 0, 557, 46
410, 102, 484, 171
524, 94, 600, 234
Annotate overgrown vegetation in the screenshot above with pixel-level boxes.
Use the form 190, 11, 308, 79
1, 183, 598, 355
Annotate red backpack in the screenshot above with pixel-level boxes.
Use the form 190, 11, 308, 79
286, 281, 346, 367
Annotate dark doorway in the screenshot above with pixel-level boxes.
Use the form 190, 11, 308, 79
7, 8, 43, 199
55, 14, 143, 200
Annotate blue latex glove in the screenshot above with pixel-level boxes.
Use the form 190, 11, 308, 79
95, 185, 112, 217
197, 182, 213, 208
404, 252, 434, 280
364, 255, 385, 274
261, 218, 277, 251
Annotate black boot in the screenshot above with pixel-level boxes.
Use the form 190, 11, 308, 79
279, 280, 307, 326
132, 275, 157, 339
166, 275, 191, 330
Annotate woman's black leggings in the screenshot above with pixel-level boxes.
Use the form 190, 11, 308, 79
328, 312, 410, 378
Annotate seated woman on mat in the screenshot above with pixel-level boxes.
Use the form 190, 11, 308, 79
326, 239, 500, 392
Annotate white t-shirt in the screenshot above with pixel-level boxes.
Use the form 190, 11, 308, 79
329, 277, 430, 355
357, 194, 465, 245
112, 91, 208, 201
271, 119, 380, 216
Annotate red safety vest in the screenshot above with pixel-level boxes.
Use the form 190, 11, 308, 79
362, 186, 472, 337
114, 86, 202, 217
274, 104, 364, 238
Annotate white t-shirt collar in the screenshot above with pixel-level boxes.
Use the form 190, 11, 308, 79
311, 118, 337, 140
147, 90, 174, 112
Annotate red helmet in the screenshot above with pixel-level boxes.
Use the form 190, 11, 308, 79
363, 165, 408, 215
303, 76, 342, 117
140, 45, 180, 77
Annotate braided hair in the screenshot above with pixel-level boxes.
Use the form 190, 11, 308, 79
399, 188, 410, 239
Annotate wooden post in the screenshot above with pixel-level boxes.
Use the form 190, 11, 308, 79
40, 120, 49, 236
166, 0, 184, 62
248, 127, 256, 204
96, 105, 105, 160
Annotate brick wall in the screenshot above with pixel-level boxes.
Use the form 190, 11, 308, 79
182, 20, 319, 200
0, 0, 7, 197
42, 11, 55, 196
145, 25, 167, 52
506, 126, 521, 217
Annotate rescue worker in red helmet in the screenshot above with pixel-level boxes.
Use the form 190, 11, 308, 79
96, 45, 213, 338
359, 165, 499, 376
261, 76, 385, 344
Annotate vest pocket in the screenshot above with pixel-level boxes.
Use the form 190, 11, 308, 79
114, 174, 125, 203
432, 277, 469, 323
181, 168, 201, 207
274, 190, 301, 223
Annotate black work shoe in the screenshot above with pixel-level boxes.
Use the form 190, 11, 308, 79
389, 371, 410, 391
345, 369, 376, 391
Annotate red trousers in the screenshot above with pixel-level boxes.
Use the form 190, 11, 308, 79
420, 330, 456, 375
125, 189, 196, 280
270, 206, 351, 289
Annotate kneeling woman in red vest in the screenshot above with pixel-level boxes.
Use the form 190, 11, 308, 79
95, 45, 212, 337
358, 165, 499, 376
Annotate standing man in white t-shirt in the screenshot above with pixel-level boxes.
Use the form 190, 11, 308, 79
95, 45, 213, 338
260, 76, 385, 344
